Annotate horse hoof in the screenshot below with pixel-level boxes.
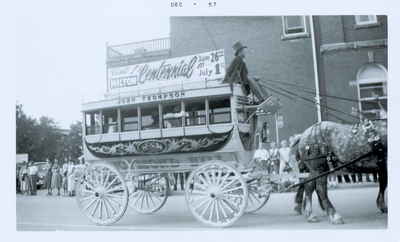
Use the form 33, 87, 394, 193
330, 214, 345, 225
307, 215, 320, 223
380, 207, 388, 213
294, 205, 302, 215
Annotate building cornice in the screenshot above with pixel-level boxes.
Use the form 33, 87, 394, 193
320, 39, 387, 54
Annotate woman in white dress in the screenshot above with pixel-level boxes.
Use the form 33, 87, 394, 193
67, 160, 76, 196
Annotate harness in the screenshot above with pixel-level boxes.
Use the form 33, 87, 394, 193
289, 121, 386, 190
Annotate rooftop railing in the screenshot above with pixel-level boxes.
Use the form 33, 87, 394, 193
107, 37, 170, 59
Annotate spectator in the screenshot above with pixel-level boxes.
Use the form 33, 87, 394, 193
51, 163, 62, 196
67, 160, 76, 196
62, 160, 69, 196
16, 166, 21, 193
28, 161, 39, 195
268, 142, 280, 174
20, 162, 29, 195
45, 161, 53, 195
278, 140, 290, 174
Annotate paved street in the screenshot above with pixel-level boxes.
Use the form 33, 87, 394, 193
16, 185, 387, 231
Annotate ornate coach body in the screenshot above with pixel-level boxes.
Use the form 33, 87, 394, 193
77, 49, 278, 227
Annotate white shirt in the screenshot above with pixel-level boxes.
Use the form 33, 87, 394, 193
253, 148, 269, 161
279, 147, 290, 163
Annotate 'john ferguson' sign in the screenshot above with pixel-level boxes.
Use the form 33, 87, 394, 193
107, 49, 225, 93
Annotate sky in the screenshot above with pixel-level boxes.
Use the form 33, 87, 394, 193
16, 14, 170, 129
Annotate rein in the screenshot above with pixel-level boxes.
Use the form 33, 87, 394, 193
285, 151, 373, 190
286, 138, 385, 190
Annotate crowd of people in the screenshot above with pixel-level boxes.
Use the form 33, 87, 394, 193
17, 158, 80, 196
16, 161, 39, 195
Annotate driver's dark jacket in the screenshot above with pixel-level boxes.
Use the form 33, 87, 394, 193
223, 55, 251, 95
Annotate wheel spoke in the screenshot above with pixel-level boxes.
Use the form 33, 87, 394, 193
103, 196, 117, 215
190, 190, 208, 196
102, 198, 111, 219
218, 172, 230, 186
222, 186, 244, 194
82, 197, 98, 212
105, 193, 125, 200
200, 199, 212, 218
214, 170, 222, 186
192, 196, 210, 210
206, 169, 214, 185
215, 199, 220, 222
90, 199, 100, 217
106, 194, 123, 208
217, 199, 228, 219
197, 173, 209, 187
220, 178, 240, 191
145, 192, 150, 209
221, 198, 236, 214
208, 200, 216, 221
102, 169, 110, 187
82, 180, 96, 191
193, 182, 207, 191
140, 191, 146, 210
99, 199, 103, 219
147, 192, 157, 208
132, 191, 143, 208
106, 185, 125, 194
104, 176, 119, 191
79, 195, 95, 204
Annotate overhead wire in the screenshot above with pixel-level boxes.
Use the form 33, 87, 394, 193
261, 79, 360, 103
260, 84, 349, 123
259, 82, 360, 121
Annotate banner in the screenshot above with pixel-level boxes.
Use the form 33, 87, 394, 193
107, 49, 226, 93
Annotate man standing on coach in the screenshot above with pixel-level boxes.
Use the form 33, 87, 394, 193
223, 41, 269, 103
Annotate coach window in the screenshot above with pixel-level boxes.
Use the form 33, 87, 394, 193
185, 99, 206, 126
162, 102, 184, 128
102, 109, 118, 133
121, 107, 139, 132
357, 64, 387, 120
85, 111, 101, 135
141, 105, 160, 130
209, 97, 231, 124
282, 16, 308, 39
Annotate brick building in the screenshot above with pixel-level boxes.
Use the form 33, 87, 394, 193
106, 15, 387, 144
315, 15, 387, 122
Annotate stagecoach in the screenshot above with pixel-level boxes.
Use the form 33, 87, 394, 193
77, 49, 283, 227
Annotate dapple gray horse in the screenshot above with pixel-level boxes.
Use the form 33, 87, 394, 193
290, 120, 387, 224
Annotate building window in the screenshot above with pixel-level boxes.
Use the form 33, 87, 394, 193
209, 97, 231, 124
121, 107, 139, 132
355, 15, 378, 26
357, 64, 387, 120
282, 16, 308, 39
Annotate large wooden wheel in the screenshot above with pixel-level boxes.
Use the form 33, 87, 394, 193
128, 174, 169, 214
76, 163, 128, 225
245, 177, 272, 213
185, 162, 248, 227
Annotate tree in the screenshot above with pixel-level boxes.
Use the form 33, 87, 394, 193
16, 104, 81, 163
16, 104, 39, 159
65, 121, 83, 161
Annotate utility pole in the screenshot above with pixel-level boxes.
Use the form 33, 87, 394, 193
275, 112, 280, 144
310, 15, 322, 122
